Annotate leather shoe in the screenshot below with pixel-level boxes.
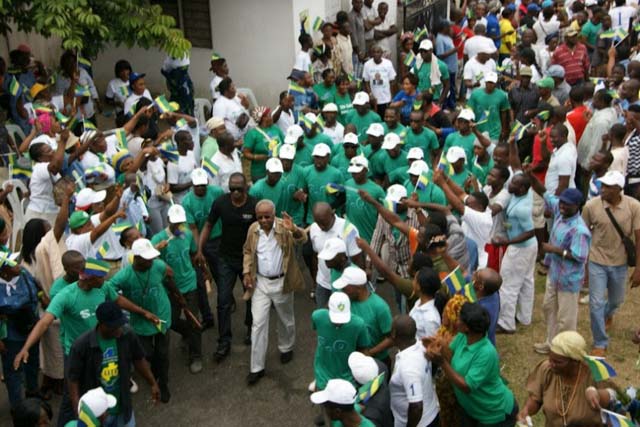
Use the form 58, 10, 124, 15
247, 370, 264, 385
214, 344, 230, 362
280, 351, 293, 364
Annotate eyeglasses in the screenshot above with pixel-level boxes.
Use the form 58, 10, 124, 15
229, 187, 244, 193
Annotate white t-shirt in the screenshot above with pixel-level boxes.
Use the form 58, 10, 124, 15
28, 163, 60, 214
142, 158, 166, 191
309, 216, 362, 289
209, 149, 242, 193
375, 13, 397, 55
462, 57, 497, 98
463, 35, 494, 59
483, 185, 511, 239
30, 134, 58, 151
364, 4, 377, 41
294, 51, 312, 73
409, 299, 441, 340
322, 123, 345, 146
609, 6, 636, 30
363, 58, 397, 104
462, 207, 493, 268
127, 137, 144, 157
390, 341, 439, 427
211, 95, 252, 141
123, 90, 152, 115
65, 232, 101, 259
533, 20, 561, 46
273, 108, 295, 135
545, 142, 577, 194
167, 151, 198, 202
90, 214, 124, 259
105, 78, 130, 112
209, 75, 223, 102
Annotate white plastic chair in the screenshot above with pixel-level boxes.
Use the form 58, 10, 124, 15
5, 124, 26, 145
237, 88, 258, 112
3, 179, 28, 251
194, 98, 212, 125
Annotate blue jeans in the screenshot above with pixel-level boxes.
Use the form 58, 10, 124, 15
217, 257, 252, 346
1, 339, 39, 407
105, 411, 136, 427
445, 72, 457, 109
589, 261, 628, 348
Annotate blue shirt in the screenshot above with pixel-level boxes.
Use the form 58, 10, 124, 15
477, 292, 499, 346
486, 13, 501, 49
391, 90, 418, 123
505, 191, 536, 247
435, 34, 457, 73
292, 88, 318, 121
543, 193, 592, 292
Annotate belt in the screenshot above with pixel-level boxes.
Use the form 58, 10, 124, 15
259, 273, 285, 280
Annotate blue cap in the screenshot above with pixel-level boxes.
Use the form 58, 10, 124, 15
129, 72, 146, 85
506, 3, 516, 11
527, 3, 541, 11
558, 188, 583, 206
541, 0, 554, 8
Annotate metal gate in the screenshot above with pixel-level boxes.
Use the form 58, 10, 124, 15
403, 0, 450, 34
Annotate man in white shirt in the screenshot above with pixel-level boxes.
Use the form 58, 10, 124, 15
211, 77, 254, 142
463, 24, 494, 59
544, 124, 577, 195
463, 49, 497, 99
374, 2, 398, 60
389, 315, 439, 427
310, 202, 365, 308
363, 45, 397, 116
321, 103, 345, 146
209, 132, 242, 193
65, 210, 124, 260
209, 53, 229, 103
609, 0, 636, 30
123, 72, 153, 116
294, 33, 313, 73
242, 200, 307, 385
272, 91, 295, 135
167, 130, 198, 203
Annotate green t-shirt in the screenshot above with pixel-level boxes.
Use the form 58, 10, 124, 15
404, 127, 439, 155
334, 92, 354, 124
344, 110, 382, 142
443, 132, 476, 170
345, 178, 385, 242
97, 335, 120, 415
450, 333, 515, 424
350, 293, 392, 360
468, 88, 510, 141
331, 150, 355, 181
151, 229, 197, 294
312, 309, 370, 389
382, 150, 408, 176
450, 168, 472, 189
280, 164, 306, 226
304, 132, 334, 149
382, 123, 407, 138
413, 59, 450, 99
182, 185, 224, 240
294, 143, 314, 168
581, 20, 602, 47
303, 165, 344, 224
362, 146, 387, 180
47, 283, 118, 354
201, 136, 219, 161
50, 276, 74, 300
107, 260, 172, 336
313, 82, 337, 107
388, 165, 409, 185
243, 125, 284, 180
249, 177, 286, 215
403, 177, 447, 206
472, 156, 494, 186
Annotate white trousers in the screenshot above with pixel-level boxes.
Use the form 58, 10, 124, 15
250, 275, 295, 373
498, 243, 538, 332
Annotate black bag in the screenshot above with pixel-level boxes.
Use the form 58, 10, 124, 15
605, 207, 637, 267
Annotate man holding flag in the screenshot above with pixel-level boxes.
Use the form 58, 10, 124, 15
344, 155, 386, 243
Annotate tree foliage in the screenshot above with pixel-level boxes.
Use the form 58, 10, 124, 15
0, 0, 192, 58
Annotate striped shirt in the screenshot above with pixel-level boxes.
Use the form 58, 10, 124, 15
551, 43, 590, 85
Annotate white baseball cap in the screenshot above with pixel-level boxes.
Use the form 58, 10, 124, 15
419, 39, 434, 51
205, 116, 225, 131
408, 160, 430, 176
322, 103, 338, 113
348, 352, 379, 385
407, 147, 425, 160
132, 238, 160, 260
191, 168, 209, 186
386, 184, 408, 203
328, 292, 351, 324
318, 237, 347, 261
598, 170, 625, 188
284, 124, 304, 144
366, 123, 384, 137
458, 108, 476, 122
484, 71, 498, 83
75, 188, 107, 209
304, 112, 318, 123
168, 204, 187, 223
348, 155, 369, 173
78, 387, 117, 420
333, 266, 368, 290
266, 157, 284, 173
478, 37, 498, 54
312, 143, 331, 157
278, 143, 296, 160
381, 133, 402, 150
352, 91, 370, 106
343, 133, 359, 145
446, 146, 467, 163
310, 378, 357, 405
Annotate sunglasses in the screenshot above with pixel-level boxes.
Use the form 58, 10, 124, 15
229, 187, 244, 193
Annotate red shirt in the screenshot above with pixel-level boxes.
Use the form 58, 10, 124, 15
567, 105, 589, 144
551, 43, 590, 85
452, 25, 474, 60
532, 127, 554, 183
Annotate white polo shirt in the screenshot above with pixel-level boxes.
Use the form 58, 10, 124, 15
545, 141, 577, 194
461, 206, 493, 269
28, 162, 60, 214
408, 299, 441, 340
167, 151, 198, 203
90, 214, 124, 260
390, 341, 439, 427
123, 90, 152, 115
209, 149, 242, 193
309, 216, 362, 290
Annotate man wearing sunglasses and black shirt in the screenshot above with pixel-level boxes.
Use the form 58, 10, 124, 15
196, 172, 257, 361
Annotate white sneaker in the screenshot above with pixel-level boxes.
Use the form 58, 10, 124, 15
579, 294, 590, 305
130, 379, 138, 394
533, 342, 550, 354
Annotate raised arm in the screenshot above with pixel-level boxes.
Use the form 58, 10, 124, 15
89, 210, 126, 243
358, 189, 411, 237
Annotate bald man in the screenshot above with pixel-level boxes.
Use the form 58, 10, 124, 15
471, 268, 502, 345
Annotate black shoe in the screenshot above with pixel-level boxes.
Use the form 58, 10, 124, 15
160, 384, 171, 403
214, 344, 230, 362
201, 319, 215, 330
247, 370, 265, 385
280, 351, 293, 364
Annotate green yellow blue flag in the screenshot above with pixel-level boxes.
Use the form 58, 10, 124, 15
601, 409, 635, 427
584, 356, 617, 381
118, 85, 131, 98
75, 84, 91, 97
78, 400, 100, 427
312, 16, 324, 32
288, 82, 305, 96
202, 157, 219, 178
357, 372, 385, 403
84, 258, 110, 278
404, 51, 416, 68
8, 77, 21, 97
342, 220, 358, 242
325, 183, 345, 194
416, 171, 429, 190
442, 266, 466, 295
154, 95, 175, 114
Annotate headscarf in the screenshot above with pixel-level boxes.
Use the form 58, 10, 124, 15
436, 294, 467, 342
400, 32, 415, 42
252, 106, 271, 125
34, 112, 52, 134
550, 331, 587, 361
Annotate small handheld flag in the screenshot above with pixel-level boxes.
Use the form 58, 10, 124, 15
55, 111, 69, 124
601, 409, 636, 427
438, 154, 454, 175
416, 171, 429, 190
154, 95, 176, 114
357, 372, 385, 403
463, 283, 477, 302
288, 81, 306, 96
536, 110, 551, 121
442, 266, 466, 295
83, 258, 111, 278
75, 84, 91, 97
325, 182, 345, 194
384, 199, 398, 213
404, 51, 416, 68
11, 164, 32, 181
118, 85, 131, 98
115, 128, 127, 149
175, 118, 188, 128
112, 221, 133, 234
82, 120, 97, 131
475, 110, 490, 125
312, 16, 324, 32
342, 220, 358, 242
8, 77, 21, 97
584, 356, 617, 381
413, 100, 423, 111
78, 400, 100, 427
96, 241, 110, 260
414, 26, 428, 40
202, 157, 219, 178
159, 143, 179, 162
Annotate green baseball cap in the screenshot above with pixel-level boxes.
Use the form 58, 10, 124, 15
536, 77, 555, 90
69, 211, 91, 229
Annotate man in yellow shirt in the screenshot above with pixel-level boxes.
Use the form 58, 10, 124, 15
499, 8, 516, 64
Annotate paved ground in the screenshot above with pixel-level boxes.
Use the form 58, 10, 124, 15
0, 282, 398, 427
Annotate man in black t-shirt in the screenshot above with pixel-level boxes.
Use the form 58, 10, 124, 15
197, 173, 257, 361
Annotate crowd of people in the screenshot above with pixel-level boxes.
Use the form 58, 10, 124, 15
2, 0, 640, 425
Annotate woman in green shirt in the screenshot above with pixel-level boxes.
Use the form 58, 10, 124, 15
334, 75, 354, 125
242, 106, 284, 182
313, 69, 337, 108
425, 302, 517, 427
